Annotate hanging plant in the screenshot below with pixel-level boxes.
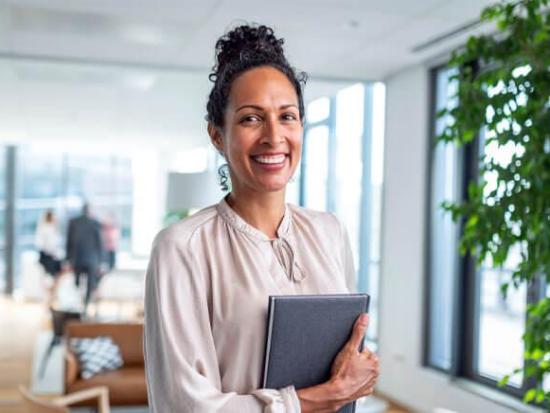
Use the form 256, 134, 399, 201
438, 0, 550, 408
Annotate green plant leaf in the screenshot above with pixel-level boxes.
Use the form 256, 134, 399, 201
524, 388, 537, 403
498, 374, 510, 386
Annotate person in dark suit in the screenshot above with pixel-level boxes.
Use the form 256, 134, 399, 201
66, 203, 104, 307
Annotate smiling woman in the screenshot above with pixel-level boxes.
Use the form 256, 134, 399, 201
143, 24, 380, 413
210, 66, 303, 204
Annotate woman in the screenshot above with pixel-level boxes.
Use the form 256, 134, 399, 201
144, 24, 379, 412
35, 210, 63, 302
101, 214, 119, 272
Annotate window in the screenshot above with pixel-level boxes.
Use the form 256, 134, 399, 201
0, 147, 6, 292
426, 67, 460, 370
301, 83, 386, 343
426, 65, 546, 399
475, 132, 527, 388
302, 125, 329, 210
9, 145, 133, 291
335, 85, 364, 269
301, 97, 332, 210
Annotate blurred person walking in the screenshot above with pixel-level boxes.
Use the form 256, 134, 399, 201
66, 203, 104, 309
102, 214, 120, 272
35, 209, 63, 303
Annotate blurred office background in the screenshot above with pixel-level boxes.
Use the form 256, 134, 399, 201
0, 1, 539, 412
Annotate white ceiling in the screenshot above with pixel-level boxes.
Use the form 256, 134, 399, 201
0, 0, 496, 150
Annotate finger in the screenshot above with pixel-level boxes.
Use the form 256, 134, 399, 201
367, 354, 379, 368
348, 314, 369, 351
364, 375, 378, 389
361, 347, 374, 359
362, 348, 376, 357
361, 387, 374, 398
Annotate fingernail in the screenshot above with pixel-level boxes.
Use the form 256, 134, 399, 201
360, 314, 368, 325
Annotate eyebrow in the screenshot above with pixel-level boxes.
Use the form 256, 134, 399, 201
235, 104, 299, 112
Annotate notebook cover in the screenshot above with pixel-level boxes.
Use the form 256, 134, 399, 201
262, 294, 370, 413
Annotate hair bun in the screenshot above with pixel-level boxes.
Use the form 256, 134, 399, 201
206, 23, 306, 130
210, 25, 286, 81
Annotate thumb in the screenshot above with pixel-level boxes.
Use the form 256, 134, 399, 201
348, 313, 368, 351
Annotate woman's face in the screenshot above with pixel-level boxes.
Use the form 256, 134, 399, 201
210, 66, 303, 195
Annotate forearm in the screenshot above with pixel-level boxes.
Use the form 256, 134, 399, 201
296, 380, 349, 413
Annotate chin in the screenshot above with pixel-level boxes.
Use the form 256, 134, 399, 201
257, 178, 290, 193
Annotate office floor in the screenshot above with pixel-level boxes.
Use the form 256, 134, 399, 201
0, 296, 410, 413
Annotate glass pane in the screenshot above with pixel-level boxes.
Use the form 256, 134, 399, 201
306, 97, 330, 123
476, 268, 525, 387
12, 149, 135, 292
335, 84, 363, 269
17, 207, 51, 246
117, 204, 133, 251
18, 146, 64, 198
0, 146, 6, 201
366, 263, 380, 342
474, 95, 527, 387
371, 83, 385, 189
428, 68, 460, 370
286, 161, 301, 205
15, 146, 64, 291
0, 251, 5, 293
67, 155, 114, 198
303, 126, 329, 211
0, 146, 5, 292
367, 84, 385, 342
114, 158, 133, 196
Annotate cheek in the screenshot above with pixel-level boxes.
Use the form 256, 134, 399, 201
226, 134, 253, 167
290, 130, 303, 156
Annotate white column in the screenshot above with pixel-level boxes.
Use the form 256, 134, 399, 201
131, 149, 168, 256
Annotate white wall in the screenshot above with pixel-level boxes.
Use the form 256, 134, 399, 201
377, 65, 522, 413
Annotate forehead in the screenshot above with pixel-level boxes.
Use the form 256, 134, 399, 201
228, 66, 298, 107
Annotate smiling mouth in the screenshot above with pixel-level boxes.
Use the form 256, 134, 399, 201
251, 154, 288, 165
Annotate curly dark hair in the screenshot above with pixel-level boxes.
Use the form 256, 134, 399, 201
206, 24, 307, 129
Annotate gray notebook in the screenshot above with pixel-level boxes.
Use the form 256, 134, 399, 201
262, 293, 370, 413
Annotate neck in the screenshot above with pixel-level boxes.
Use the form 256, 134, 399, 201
226, 188, 286, 239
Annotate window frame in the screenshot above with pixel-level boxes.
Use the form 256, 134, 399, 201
425, 63, 548, 401
300, 96, 336, 211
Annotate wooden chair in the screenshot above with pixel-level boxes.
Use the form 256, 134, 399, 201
19, 385, 110, 413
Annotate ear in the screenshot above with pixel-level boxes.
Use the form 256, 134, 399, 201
208, 123, 224, 155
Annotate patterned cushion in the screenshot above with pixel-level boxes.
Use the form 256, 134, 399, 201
70, 336, 124, 379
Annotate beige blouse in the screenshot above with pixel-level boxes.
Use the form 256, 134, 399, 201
144, 198, 356, 412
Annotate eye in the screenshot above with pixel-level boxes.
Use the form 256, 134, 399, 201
240, 114, 262, 124
281, 112, 298, 122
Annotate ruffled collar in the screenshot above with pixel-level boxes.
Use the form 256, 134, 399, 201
216, 197, 292, 241
216, 197, 305, 282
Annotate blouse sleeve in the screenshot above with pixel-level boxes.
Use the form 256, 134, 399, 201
144, 232, 301, 413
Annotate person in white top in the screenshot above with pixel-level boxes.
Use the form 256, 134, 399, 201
35, 209, 63, 301
144, 24, 380, 413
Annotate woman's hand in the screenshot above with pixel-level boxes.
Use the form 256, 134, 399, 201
329, 314, 379, 404
297, 314, 380, 413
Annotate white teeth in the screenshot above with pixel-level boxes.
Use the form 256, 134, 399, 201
253, 154, 286, 164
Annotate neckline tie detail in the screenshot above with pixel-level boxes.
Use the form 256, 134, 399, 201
271, 237, 305, 283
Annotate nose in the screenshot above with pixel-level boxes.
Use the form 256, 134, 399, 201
260, 115, 284, 146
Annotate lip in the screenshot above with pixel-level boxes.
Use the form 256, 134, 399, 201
250, 152, 289, 157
